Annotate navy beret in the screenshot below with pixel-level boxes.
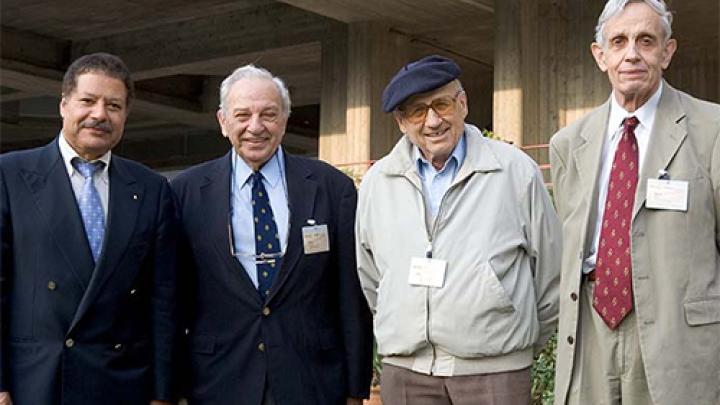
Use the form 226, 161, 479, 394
381, 55, 461, 113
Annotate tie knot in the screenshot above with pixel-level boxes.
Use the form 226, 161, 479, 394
72, 158, 105, 179
623, 116, 640, 132
251, 171, 264, 185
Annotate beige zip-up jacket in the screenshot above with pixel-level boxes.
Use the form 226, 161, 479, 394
356, 124, 561, 375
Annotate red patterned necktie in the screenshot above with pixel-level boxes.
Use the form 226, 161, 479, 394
594, 116, 640, 329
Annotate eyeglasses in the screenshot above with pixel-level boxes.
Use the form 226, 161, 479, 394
228, 216, 285, 264
398, 90, 464, 124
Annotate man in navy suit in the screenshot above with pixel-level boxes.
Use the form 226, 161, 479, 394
0, 53, 177, 405
171, 64, 373, 405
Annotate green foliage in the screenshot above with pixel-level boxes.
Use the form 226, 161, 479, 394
531, 334, 557, 405
372, 340, 383, 386
481, 128, 503, 140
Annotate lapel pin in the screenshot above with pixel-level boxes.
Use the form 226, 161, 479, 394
133, 194, 138, 200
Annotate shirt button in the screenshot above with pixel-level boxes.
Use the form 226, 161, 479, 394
258, 342, 266, 352
567, 336, 574, 345
262, 307, 271, 316
48, 281, 57, 291
570, 292, 578, 301
113, 343, 123, 351
65, 338, 75, 348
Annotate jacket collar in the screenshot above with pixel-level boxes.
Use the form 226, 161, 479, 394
381, 123, 502, 180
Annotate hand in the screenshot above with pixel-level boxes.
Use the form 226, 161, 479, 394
0, 392, 12, 405
149, 401, 173, 405
346, 398, 363, 405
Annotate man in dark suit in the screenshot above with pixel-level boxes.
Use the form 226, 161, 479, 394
171, 64, 373, 405
0, 53, 177, 405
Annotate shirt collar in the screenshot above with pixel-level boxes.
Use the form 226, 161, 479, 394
58, 132, 111, 177
608, 81, 663, 141
232, 146, 286, 189
414, 132, 467, 176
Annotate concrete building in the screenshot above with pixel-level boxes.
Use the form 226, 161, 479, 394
2, 0, 718, 178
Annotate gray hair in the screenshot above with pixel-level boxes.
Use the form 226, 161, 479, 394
595, 0, 673, 46
218, 64, 291, 117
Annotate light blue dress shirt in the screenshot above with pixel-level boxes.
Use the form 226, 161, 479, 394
414, 133, 467, 217
230, 148, 289, 287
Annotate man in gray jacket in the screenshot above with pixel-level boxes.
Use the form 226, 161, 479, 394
356, 55, 561, 405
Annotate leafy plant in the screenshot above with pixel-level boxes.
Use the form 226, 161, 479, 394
531, 334, 557, 405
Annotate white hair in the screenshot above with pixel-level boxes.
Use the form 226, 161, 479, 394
595, 0, 673, 46
218, 64, 291, 117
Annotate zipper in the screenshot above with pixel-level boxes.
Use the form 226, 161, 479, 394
419, 174, 466, 375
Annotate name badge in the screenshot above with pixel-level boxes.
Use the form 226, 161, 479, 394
408, 257, 447, 288
302, 224, 330, 254
646, 178, 688, 211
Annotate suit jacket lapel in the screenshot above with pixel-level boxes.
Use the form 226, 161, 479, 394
21, 140, 95, 289
268, 153, 316, 302
573, 101, 611, 253
70, 158, 144, 329
205, 153, 263, 301
632, 84, 687, 220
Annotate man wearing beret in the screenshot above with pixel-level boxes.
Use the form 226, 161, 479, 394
355, 54, 562, 404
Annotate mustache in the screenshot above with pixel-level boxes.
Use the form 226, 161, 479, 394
80, 119, 112, 132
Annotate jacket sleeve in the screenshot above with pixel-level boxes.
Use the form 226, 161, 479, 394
336, 176, 373, 399
355, 175, 380, 315
710, 118, 720, 254
0, 162, 12, 392
549, 137, 568, 219
526, 164, 562, 350
150, 180, 179, 401
168, 179, 195, 401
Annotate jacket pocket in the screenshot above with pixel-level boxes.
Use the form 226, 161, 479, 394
684, 297, 720, 326
483, 262, 516, 313
190, 334, 216, 354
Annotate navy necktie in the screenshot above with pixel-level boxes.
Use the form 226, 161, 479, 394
252, 172, 282, 298
72, 158, 106, 264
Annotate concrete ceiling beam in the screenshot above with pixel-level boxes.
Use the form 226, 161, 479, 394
0, 60, 218, 129
71, 3, 342, 81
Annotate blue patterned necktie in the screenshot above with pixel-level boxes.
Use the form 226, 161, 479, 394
252, 172, 282, 298
72, 158, 106, 263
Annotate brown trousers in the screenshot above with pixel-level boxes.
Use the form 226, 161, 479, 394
380, 364, 531, 405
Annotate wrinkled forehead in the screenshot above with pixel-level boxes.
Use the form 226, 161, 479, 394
603, 2, 666, 40
227, 78, 283, 108
401, 81, 460, 108
69, 72, 129, 100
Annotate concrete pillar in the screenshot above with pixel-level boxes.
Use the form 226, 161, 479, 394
318, 24, 349, 164
493, 0, 608, 165
318, 22, 407, 176
492, 0, 523, 147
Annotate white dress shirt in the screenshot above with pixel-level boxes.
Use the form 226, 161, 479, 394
583, 82, 663, 274
230, 147, 290, 287
58, 133, 111, 221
